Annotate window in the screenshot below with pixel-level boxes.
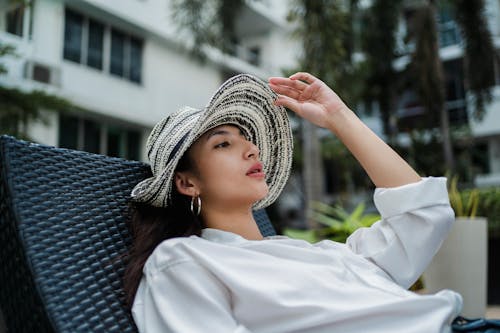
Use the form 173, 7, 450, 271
63, 9, 142, 83
6, 5, 24, 36
83, 119, 101, 153
110, 29, 143, 83
438, 3, 461, 47
129, 37, 143, 83
87, 19, 104, 70
127, 130, 140, 161
59, 114, 79, 149
443, 59, 467, 126
63, 10, 83, 63
110, 29, 125, 77
5, 1, 33, 38
107, 127, 141, 160
495, 52, 500, 86
443, 59, 465, 102
472, 142, 490, 174
248, 46, 260, 66
58, 114, 142, 160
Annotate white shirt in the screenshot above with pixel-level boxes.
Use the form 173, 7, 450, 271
132, 177, 460, 333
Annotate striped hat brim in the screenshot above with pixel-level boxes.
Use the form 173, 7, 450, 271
131, 74, 293, 210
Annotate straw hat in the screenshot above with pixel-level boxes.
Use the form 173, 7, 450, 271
131, 74, 293, 209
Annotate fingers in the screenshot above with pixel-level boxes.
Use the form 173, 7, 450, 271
269, 77, 308, 91
268, 83, 301, 100
289, 72, 318, 85
268, 74, 313, 102
273, 94, 301, 114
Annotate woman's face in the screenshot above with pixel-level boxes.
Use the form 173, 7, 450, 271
178, 124, 269, 210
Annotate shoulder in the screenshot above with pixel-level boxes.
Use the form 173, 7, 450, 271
143, 235, 207, 275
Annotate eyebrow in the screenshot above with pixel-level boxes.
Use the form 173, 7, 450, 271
205, 128, 244, 141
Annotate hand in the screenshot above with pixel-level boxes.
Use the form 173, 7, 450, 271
268, 72, 349, 129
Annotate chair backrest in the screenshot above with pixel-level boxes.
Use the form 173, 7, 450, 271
0, 135, 275, 333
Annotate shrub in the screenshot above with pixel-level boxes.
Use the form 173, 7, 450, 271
474, 187, 500, 236
284, 202, 380, 243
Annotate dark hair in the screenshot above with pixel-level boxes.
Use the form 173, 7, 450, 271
123, 151, 202, 306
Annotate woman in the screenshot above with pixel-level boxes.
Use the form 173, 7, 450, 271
125, 72, 460, 332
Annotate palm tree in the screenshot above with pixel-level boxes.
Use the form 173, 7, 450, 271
288, 0, 358, 228
411, 0, 454, 171
170, 0, 244, 60
361, 0, 403, 145
454, 0, 497, 121
171, 0, 357, 228
363, 0, 496, 174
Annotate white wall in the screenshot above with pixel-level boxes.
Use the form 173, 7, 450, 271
27, 110, 59, 146
485, 0, 500, 36
1, 0, 298, 152
489, 138, 500, 174
46, 0, 226, 127
470, 86, 500, 137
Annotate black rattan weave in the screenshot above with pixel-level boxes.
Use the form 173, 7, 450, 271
0, 135, 275, 333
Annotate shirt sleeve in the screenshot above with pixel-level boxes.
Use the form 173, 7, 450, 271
346, 177, 455, 289
134, 259, 253, 333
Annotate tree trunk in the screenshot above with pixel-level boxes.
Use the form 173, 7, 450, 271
440, 102, 455, 173
413, 0, 455, 173
302, 120, 323, 229
429, 0, 455, 172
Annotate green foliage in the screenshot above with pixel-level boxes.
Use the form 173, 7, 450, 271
454, 0, 496, 120
410, 3, 445, 125
284, 201, 426, 291
170, 0, 244, 60
407, 129, 445, 176
321, 136, 371, 193
0, 86, 73, 140
446, 177, 500, 234
0, 41, 73, 141
0, 43, 16, 75
448, 176, 479, 218
283, 228, 319, 243
287, 0, 363, 108
313, 201, 380, 243
361, 0, 402, 141
284, 202, 380, 244
475, 188, 500, 235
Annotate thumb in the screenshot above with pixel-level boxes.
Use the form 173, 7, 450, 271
274, 95, 301, 114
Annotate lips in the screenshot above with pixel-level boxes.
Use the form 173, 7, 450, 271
246, 162, 265, 178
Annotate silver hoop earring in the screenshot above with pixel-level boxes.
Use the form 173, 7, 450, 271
190, 195, 202, 216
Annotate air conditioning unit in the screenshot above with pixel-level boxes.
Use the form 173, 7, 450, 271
24, 60, 61, 86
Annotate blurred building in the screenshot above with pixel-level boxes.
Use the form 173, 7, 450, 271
392, 0, 500, 187
2, 0, 499, 198
0, 0, 298, 161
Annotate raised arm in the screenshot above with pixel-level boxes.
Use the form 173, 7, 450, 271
270, 72, 455, 287
268, 72, 421, 188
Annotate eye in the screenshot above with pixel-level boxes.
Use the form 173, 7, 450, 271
214, 141, 230, 149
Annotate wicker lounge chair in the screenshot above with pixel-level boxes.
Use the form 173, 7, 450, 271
0, 135, 275, 333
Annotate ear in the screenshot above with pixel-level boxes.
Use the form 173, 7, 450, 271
174, 171, 200, 197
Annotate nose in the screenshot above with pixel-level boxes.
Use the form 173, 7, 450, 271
244, 141, 260, 160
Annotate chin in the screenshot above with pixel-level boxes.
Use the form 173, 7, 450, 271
254, 188, 269, 202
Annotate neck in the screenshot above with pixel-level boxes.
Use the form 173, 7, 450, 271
201, 206, 264, 240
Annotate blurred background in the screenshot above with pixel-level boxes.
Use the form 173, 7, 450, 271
0, 0, 499, 313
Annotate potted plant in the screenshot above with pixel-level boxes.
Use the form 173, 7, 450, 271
285, 201, 427, 290
284, 201, 380, 243
423, 177, 488, 317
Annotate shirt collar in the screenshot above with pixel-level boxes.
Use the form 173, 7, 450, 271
201, 228, 249, 245
201, 228, 287, 244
